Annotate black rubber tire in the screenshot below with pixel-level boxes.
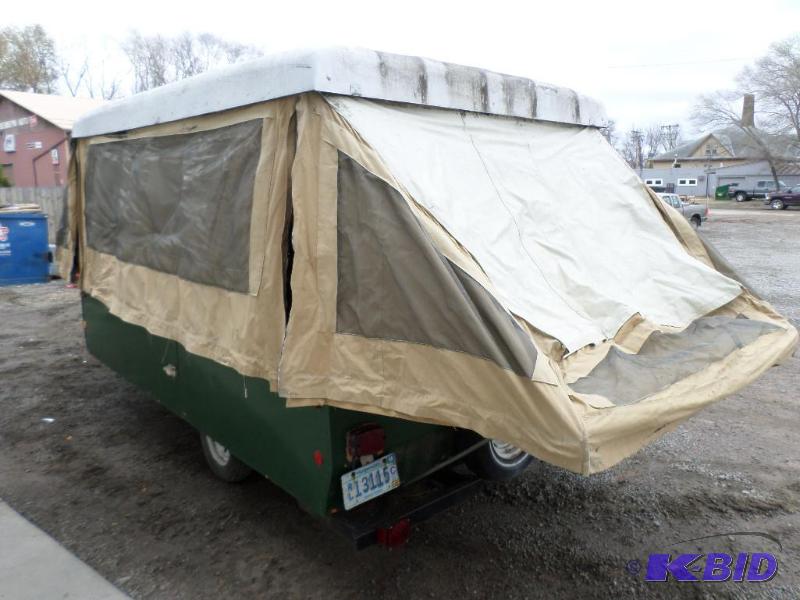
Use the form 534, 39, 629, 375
771, 199, 785, 210
200, 433, 253, 483
735, 192, 747, 202
690, 215, 701, 229
462, 433, 533, 481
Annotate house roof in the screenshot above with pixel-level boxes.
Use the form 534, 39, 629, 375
72, 47, 607, 138
713, 159, 800, 176
775, 162, 800, 176
0, 90, 105, 131
654, 133, 716, 161
653, 127, 799, 162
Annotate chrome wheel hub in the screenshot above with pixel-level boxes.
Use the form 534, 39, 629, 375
490, 439, 528, 466
206, 436, 231, 466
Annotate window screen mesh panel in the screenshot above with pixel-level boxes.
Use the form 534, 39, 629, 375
571, 316, 781, 405
336, 151, 537, 378
84, 119, 263, 292
54, 185, 69, 248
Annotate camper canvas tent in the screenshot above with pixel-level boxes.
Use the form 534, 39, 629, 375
62, 47, 797, 483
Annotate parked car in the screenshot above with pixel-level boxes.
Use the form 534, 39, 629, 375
727, 180, 788, 202
657, 193, 708, 228
764, 186, 800, 210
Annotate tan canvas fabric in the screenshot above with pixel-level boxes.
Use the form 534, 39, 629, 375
78, 98, 295, 382
578, 313, 796, 472
70, 91, 798, 476
56, 151, 79, 280
278, 93, 797, 474
83, 119, 264, 293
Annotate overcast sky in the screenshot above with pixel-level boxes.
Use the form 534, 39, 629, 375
7, 0, 800, 137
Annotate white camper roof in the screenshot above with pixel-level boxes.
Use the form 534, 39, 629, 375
71, 47, 607, 138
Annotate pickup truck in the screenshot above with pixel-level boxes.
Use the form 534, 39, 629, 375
657, 193, 708, 228
727, 180, 788, 202
764, 186, 800, 210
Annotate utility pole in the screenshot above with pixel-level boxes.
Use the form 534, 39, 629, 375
630, 129, 644, 175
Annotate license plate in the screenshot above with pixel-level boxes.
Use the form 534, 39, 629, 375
341, 453, 401, 510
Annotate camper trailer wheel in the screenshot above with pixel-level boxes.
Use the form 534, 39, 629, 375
464, 435, 533, 481
200, 434, 253, 483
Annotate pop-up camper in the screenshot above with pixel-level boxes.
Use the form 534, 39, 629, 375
60, 48, 797, 546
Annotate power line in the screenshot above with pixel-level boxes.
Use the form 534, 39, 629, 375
608, 57, 750, 69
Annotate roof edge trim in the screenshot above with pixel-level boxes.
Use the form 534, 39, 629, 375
72, 47, 607, 138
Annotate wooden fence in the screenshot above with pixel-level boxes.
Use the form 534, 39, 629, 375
0, 187, 65, 243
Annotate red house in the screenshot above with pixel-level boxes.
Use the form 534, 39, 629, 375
0, 91, 104, 187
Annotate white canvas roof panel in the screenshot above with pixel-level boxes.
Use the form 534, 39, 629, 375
71, 47, 607, 138
328, 96, 744, 350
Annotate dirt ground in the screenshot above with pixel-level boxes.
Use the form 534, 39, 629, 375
1, 208, 798, 599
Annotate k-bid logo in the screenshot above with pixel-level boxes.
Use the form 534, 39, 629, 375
629, 532, 780, 583
0, 225, 8, 242
645, 552, 777, 582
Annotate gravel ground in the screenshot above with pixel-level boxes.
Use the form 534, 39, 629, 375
0, 209, 798, 599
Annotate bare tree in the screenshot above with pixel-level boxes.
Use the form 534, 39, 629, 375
172, 32, 204, 79
738, 35, 800, 141
599, 119, 617, 147
616, 124, 676, 170
122, 30, 262, 93
123, 32, 170, 93
0, 34, 9, 82
0, 25, 58, 93
644, 125, 664, 161
692, 91, 786, 188
61, 57, 122, 100
617, 128, 645, 171
85, 64, 122, 100
53, 37, 123, 100
59, 57, 88, 97
660, 124, 681, 151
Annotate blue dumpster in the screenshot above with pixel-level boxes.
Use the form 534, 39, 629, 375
0, 211, 50, 286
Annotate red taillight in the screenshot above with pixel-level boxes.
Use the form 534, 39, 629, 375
377, 518, 411, 547
346, 424, 385, 463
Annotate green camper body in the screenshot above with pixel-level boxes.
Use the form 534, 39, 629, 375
82, 294, 459, 518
